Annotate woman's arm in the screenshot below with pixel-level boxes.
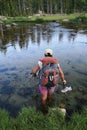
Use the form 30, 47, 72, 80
32, 64, 40, 74
58, 64, 66, 84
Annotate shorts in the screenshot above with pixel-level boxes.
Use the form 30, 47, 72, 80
39, 84, 55, 95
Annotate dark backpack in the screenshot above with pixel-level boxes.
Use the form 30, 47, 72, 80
39, 63, 59, 88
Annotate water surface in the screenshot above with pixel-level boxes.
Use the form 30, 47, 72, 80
0, 22, 87, 116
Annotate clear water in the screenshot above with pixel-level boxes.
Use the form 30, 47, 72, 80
0, 22, 87, 116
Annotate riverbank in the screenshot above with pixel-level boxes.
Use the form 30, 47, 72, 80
0, 13, 87, 24
0, 13, 87, 31
0, 106, 87, 130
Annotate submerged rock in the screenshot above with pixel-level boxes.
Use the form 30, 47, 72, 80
50, 107, 66, 116
63, 19, 69, 22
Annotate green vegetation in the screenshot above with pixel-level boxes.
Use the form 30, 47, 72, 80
0, 13, 87, 24
0, 106, 87, 130
60, 13, 87, 29
0, 0, 87, 16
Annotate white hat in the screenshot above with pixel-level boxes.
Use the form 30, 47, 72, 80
44, 48, 53, 56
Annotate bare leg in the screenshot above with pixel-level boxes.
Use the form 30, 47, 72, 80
39, 93, 48, 114
47, 93, 52, 100
47, 92, 55, 107
41, 93, 47, 106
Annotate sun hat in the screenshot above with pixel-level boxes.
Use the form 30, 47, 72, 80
44, 48, 53, 56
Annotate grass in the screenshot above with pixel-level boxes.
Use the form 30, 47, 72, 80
0, 106, 87, 130
0, 13, 87, 24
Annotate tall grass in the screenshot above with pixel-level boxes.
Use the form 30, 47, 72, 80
0, 106, 87, 130
0, 109, 14, 130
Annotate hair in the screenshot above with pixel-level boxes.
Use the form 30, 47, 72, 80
45, 53, 52, 57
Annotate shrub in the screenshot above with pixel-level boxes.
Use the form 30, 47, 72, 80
75, 15, 87, 23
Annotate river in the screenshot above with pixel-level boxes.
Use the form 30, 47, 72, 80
0, 22, 87, 117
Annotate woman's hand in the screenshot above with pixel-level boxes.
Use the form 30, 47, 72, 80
63, 79, 66, 85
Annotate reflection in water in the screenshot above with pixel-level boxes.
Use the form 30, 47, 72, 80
0, 22, 87, 117
0, 23, 56, 54
59, 31, 63, 41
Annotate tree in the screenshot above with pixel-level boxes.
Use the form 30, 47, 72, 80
0, 0, 87, 16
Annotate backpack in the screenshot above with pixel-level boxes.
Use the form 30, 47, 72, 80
39, 57, 59, 88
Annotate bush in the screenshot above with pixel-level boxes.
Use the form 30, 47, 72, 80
75, 15, 87, 23
35, 17, 44, 23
